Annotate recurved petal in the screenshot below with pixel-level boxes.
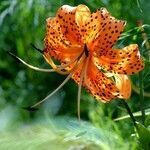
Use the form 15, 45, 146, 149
75, 4, 91, 27
83, 59, 122, 102
44, 17, 83, 64
88, 8, 126, 54
79, 8, 103, 43
94, 44, 144, 75
56, 5, 82, 44
72, 59, 85, 84
114, 74, 131, 99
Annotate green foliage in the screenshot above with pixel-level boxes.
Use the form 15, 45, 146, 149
136, 122, 150, 150
0, 0, 150, 149
0, 117, 136, 150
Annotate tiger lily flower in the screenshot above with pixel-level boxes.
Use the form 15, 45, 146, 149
29, 4, 144, 118
44, 4, 143, 100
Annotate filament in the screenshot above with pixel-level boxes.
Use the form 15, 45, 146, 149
44, 50, 85, 75
31, 54, 86, 108
83, 57, 91, 89
77, 57, 89, 120
8, 51, 54, 72
44, 56, 71, 74
57, 51, 84, 69
31, 72, 73, 108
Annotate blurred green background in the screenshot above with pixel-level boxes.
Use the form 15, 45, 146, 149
0, 0, 150, 149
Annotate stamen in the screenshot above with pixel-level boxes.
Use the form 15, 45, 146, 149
77, 71, 83, 121
44, 50, 86, 75
57, 50, 84, 69
7, 51, 54, 72
77, 58, 90, 120
83, 57, 90, 88
44, 56, 72, 74
30, 55, 86, 108
30, 72, 73, 108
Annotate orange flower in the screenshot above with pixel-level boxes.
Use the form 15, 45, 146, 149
43, 5, 144, 106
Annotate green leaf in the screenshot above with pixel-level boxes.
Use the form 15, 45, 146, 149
16, 38, 25, 57
136, 122, 150, 150
145, 115, 150, 127
114, 109, 150, 121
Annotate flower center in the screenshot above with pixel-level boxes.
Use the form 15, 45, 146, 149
84, 44, 89, 57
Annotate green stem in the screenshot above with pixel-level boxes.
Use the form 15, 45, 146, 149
121, 100, 137, 129
139, 71, 145, 124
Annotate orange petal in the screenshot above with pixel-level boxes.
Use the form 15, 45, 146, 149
80, 10, 102, 43
83, 59, 122, 102
114, 74, 131, 99
88, 8, 126, 54
72, 59, 85, 84
56, 5, 82, 44
94, 44, 144, 75
75, 4, 91, 27
44, 17, 83, 64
